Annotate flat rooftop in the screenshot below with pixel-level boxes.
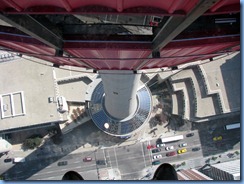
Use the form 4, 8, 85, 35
54, 66, 95, 102
201, 52, 240, 113
0, 56, 61, 133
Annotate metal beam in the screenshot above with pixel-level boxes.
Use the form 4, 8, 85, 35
0, 14, 63, 50
2, 0, 23, 12
152, 0, 220, 51
134, 0, 220, 70
60, 0, 72, 12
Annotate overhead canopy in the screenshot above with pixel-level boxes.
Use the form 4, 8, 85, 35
0, 0, 240, 70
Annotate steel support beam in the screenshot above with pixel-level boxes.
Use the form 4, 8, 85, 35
152, 0, 220, 51
2, 0, 23, 12
134, 0, 220, 70
0, 14, 63, 50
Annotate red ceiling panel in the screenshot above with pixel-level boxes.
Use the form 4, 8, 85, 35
69, 0, 118, 10
207, 0, 240, 14
142, 41, 239, 69
117, 0, 197, 14
0, 40, 86, 67
0, 29, 239, 70
0, 1, 240, 70
0, 0, 239, 15
65, 48, 151, 70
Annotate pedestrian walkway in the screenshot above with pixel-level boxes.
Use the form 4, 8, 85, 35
98, 168, 121, 180
170, 149, 240, 171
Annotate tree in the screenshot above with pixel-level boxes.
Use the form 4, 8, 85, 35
23, 135, 42, 149
235, 151, 239, 155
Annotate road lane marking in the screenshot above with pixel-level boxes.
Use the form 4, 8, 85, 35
102, 149, 106, 159
113, 147, 119, 168
140, 142, 147, 167
146, 140, 153, 163
35, 169, 66, 176
45, 176, 56, 180
107, 150, 113, 169
102, 148, 107, 164
121, 171, 143, 176
46, 171, 55, 174
116, 155, 146, 162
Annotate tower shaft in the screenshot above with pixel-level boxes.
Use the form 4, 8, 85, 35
100, 70, 141, 119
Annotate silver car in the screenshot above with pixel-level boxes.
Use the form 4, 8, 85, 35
179, 143, 187, 147
156, 143, 166, 148
153, 154, 162, 160
165, 146, 174, 151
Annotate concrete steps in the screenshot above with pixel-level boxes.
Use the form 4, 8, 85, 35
168, 66, 224, 120
169, 78, 190, 119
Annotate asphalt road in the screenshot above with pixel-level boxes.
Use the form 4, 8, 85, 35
1, 126, 240, 180
107, 144, 147, 180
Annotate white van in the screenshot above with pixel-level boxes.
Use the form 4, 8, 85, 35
13, 157, 25, 163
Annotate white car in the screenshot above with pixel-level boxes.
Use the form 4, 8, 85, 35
165, 146, 174, 151
179, 143, 187, 147
153, 154, 162, 160
13, 157, 25, 163
156, 143, 165, 148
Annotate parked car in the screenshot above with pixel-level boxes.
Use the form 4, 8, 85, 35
13, 157, 25, 163
178, 148, 187, 154
227, 153, 235, 158
57, 161, 68, 166
152, 160, 161, 165
179, 143, 187, 147
153, 154, 162, 160
96, 160, 106, 165
213, 136, 222, 141
83, 157, 92, 162
4, 158, 13, 163
165, 146, 174, 151
152, 148, 161, 153
192, 147, 201, 152
147, 145, 156, 150
156, 143, 165, 148
166, 151, 176, 157
186, 133, 194, 137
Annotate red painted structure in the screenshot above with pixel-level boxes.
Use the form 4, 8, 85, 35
0, 0, 239, 15
0, 0, 240, 70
